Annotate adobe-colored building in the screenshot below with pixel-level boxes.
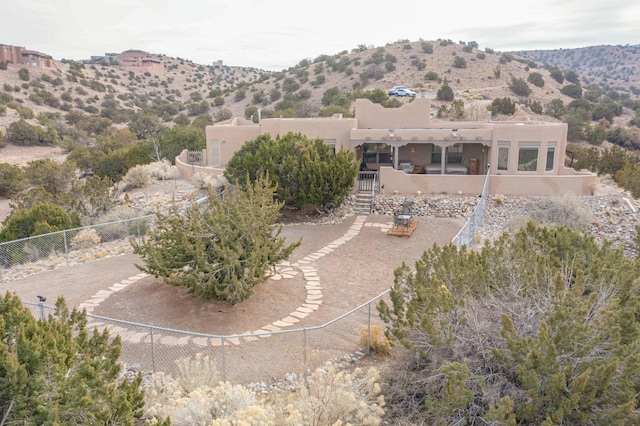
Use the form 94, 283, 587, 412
115, 49, 164, 74
0, 45, 55, 68
177, 98, 596, 196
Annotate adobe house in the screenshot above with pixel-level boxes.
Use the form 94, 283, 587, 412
115, 49, 164, 74
0, 44, 55, 69
177, 98, 596, 196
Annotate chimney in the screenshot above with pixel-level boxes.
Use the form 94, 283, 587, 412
486, 111, 492, 122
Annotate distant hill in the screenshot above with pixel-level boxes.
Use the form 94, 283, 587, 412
0, 40, 638, 138
513, 45, 640, 97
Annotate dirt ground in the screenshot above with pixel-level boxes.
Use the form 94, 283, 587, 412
1, 145, 465, 382
4, 213, 463, 383
6, 214, 462, 333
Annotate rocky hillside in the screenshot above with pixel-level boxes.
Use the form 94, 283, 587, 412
514, 45, 640, 96
2, 40, 639, 138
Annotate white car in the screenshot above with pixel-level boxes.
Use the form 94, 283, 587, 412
388, 86, 417, 97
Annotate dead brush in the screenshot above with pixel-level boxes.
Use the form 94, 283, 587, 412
360, 325, 391, 355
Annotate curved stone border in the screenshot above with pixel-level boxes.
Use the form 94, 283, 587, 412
80, 216, 367, 348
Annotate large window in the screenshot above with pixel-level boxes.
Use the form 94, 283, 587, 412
497, 143, 509, 171
363, 143, 392, 164
447, 144, 463, 164
431, 144, 462, 164
546, 143, 556, 171
518, 145, 539, 171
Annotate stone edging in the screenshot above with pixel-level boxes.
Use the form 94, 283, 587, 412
79, 215, 369, 348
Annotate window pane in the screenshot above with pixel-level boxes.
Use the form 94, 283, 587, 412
497, 147, 509, 171
378, 152, 392, 163
518, 147, 538, 171
546, 147, 555, 171
431, 145, 441, 163
446, 143, 463, 164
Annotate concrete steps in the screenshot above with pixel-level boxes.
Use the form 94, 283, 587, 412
354, 192, 373, 214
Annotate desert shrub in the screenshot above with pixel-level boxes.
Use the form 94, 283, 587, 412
90, 208, 150, 242
174, 354, 220, 393
527, 71, 545, 87
436, 84, 454, 101
144, 373, 272, 425
121, 164, 152, 189
489, 97, 516, 115
191, 172, 227, 191
561, 83, 583, 99
0, 162, 25, 197
508, 76, 532, 97
6, 119, 55, 146
379, 224, 640, 424
224, 132, 358, 212
424, 71, 440, 81
516, 193, 593, 232
0, 202, 79, 242
282, 363, 385, 425
146, 159, 178, 180
360, 325, 391, 355
70, 228, 101, 250
452, 57, 467, 69
214, 108, 232, 122
18, 67, 30, 81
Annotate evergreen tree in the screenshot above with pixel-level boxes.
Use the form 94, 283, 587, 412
224, 132, 358, 212
379, 223, 640, 424
132, 175, 300, 304
0, 292, 145, 424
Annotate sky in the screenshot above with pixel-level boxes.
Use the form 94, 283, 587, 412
3, 0, 639, 71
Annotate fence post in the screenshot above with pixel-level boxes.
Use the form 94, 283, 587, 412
150, 327, 156, 373
221, 336, 226, 382
303, 328, 308, 364
63, 230, 69, 267
367, 303, 372, 355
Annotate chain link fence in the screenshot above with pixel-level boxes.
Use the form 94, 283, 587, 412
0, 215, 154, 283
23, 290, 390, 385
452, 166, 491, 249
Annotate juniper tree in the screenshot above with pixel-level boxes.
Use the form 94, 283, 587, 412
132, 175, 300, 304
223, 132, 358, 212
379, 223, 640, 424
0, 292, 145, 425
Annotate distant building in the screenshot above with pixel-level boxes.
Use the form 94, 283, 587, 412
0, 44, 55, 68
115, 49, 164, 74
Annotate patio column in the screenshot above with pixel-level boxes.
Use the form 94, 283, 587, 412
393, 146, 399, 170
440, 146, 446, 174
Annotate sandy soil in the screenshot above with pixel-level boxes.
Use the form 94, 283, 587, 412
3, 213, 463, 383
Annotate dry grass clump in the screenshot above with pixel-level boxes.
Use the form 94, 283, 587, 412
515, 193, 593, 232
121, 164, 153, 190
70, 228, 101, 250
280, 363, 385, 425
191, 172, 227, 191
142, 358, 385, 425
147, 159, 179, 180
359, 325, 391, 355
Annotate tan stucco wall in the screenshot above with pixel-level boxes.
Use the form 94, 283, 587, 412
198, 99, 596, 196
175, 149, 224, 181
379, 166, 597, 196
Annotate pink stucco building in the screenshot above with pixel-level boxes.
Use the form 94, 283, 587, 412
0, 45, 55, 68
115, 49, 164, 74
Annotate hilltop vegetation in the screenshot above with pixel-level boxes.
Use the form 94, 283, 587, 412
1, 39, 639, 136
